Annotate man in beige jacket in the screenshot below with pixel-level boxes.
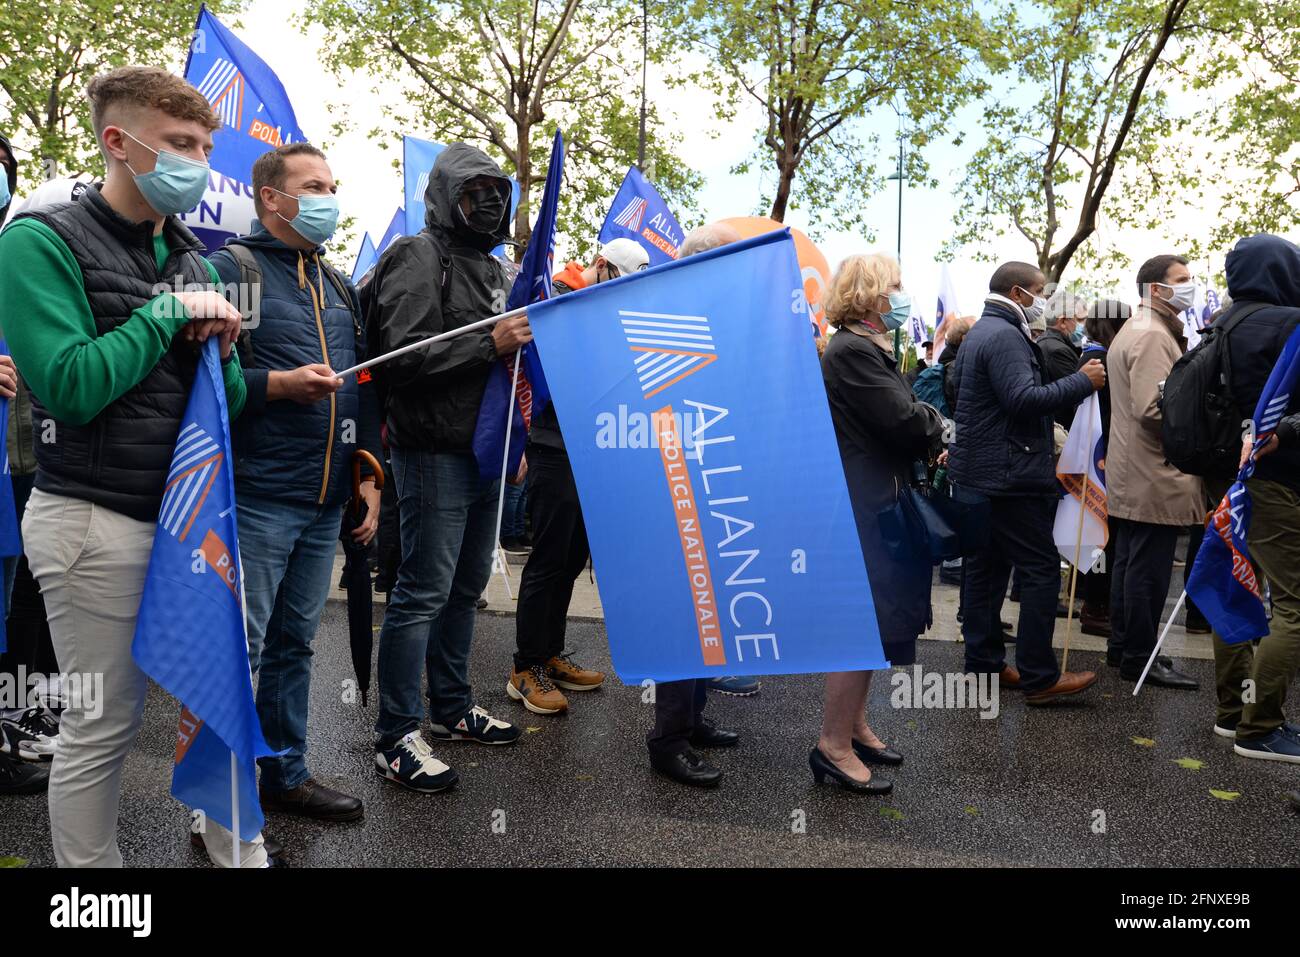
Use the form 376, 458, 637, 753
1106, 254, 1204, 689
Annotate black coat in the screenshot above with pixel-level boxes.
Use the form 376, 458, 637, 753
1079, 344, 1112, 452
1224, 234, 1300, 494
1039, 327, 1082, 427
822, 328, 944, 646
948, 299, 1093, 498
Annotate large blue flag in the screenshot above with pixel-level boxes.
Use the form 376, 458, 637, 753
180, 6, 308, 254
527, 230, 887, 681
471, 131, 562, 483
132, 339, 274, 841
1188, 321, 1300, 644
351, 233, 377, 284
0, 342, 22, 653
598, 165, 683, 267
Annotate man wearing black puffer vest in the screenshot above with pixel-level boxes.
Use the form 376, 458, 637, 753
206, 143, 382, 862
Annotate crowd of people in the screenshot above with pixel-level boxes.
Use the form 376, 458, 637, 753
0, 65, 1297, 868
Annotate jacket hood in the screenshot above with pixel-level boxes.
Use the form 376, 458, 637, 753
0, 133, 19, 223
227, 220, 327, 257
423, 142, 513, 252
1226, 234, 1300, 307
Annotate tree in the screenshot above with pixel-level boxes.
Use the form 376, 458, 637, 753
0, 0, 248, 183
679, 0, 1002, 237
300, 0, 701, 258
950, 0, 1300, 284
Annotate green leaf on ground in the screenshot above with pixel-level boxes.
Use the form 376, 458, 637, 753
963, 806, 979, 817
1130, 736, 1156, 747
1209, 789, 1241, 801
0, 857, 27, 868
1173, 757, 1205, 770
575, 773, 594, 782
905, 720, 918, 731
879, 807, 904, 821
525, 726, 542, 734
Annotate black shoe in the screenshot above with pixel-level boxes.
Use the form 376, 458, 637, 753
476, 596, 488, 610
374, 576, 395, 594
190, 830, 285, 859
650, 748, 722, 788
851, 739, 903, 766
1120, 661, 1199, 690
1108, 650, 1173, 669
689, 724, 740, 749
0, 751, 47, 794
260, 778, 364, 822
809, 748, 892, 795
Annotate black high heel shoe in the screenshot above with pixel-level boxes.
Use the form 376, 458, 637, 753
809, 748, 893, 795
852, 738, 903, 767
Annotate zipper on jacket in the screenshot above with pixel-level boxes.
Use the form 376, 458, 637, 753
301, 254, 335, 504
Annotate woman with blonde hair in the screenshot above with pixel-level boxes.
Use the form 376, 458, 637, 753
815, 253, 945, 794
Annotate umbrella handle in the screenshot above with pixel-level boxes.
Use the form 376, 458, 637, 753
351, 450, 385, 516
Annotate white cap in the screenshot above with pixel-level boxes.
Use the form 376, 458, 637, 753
599, 237, 650, 277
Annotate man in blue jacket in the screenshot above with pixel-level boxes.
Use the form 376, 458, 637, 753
206, 143, 381, 857
949, 262, 1105, 704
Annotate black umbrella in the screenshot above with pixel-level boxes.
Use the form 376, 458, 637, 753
341, 450, 384, 706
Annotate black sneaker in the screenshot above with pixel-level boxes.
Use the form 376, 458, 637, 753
374, 732, 459, 793
0, 751, 48, 794
429, 706, 521, 745
0, 707, 58, 762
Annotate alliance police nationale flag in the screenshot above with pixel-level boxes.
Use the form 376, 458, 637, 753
1187, 322, 1300, 644
132, 339, 274, 841
471, 131, 562, 483
1053, 391, 1108, 573
598, 165, 684, 266
527, 230, 887, 681
0, 341, 22, 653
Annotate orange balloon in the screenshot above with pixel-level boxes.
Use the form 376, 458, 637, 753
720, 216, 832, 335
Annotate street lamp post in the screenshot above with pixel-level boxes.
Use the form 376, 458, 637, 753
637, 0, 648, 171
885, 105, 905, 362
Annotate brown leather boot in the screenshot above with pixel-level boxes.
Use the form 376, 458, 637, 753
999, 666, 1021, 689
1080, 603, 1111, 638
1025, 671, 1098, 706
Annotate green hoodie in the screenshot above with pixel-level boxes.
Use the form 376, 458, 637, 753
0, 217, 245, 427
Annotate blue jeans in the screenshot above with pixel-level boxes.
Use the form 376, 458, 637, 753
238, 493, 344, 791
375, 449, 499, 747
502, 476, 528, 540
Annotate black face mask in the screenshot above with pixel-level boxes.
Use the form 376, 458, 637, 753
462, 186, 506, 235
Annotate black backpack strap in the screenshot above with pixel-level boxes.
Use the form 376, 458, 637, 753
224, 242, 263, 365
319, 260, 363, 339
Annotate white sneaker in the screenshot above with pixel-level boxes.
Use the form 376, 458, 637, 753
374, 731, 460, 793
0, 707, 58, 762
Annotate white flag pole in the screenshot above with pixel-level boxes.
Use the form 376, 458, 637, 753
491, 349, 524, 598
334, 304, 529, 379
1132, 590, 1187, 696
229, 751, 239, 870
1061, 401, 1095, 673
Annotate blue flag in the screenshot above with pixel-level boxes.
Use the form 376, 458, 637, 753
471, 131, 562, 483
132, 339, 274, 841
352, 233, 378, 284
598, 166, 683, 267
1188, 321, 1300, 644
0, 342, 21, 653
185, 5, 307, 185
377, 208, 405, 256
527, 230, 887, 681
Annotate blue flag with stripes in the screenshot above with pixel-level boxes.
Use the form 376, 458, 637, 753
352, 233, 377, 284
471, 131, 562, 483
132, 339, 273, 841
1188, 321, 1300, 644
598, 166, 683, 266
184, 5, 307, 186
0, 342, 21, 652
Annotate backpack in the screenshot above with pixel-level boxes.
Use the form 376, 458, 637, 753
1160, 301, 1267, 478
912, 361, 950, 419
357, 232, 453, 415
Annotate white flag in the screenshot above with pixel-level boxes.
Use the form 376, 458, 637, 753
1053, 393, 1108, 573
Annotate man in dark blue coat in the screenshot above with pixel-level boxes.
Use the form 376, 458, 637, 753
207, 143, 382, 856
949, 262, 1106, 704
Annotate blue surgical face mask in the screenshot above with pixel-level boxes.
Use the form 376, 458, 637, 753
883, 291, 912, 331
1071, 325, 1085, 345
273, 188, 340, 245
121, 129, 209, 217
0, 174, 10, 211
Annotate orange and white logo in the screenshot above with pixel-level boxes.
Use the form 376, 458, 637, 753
621, 310, 718, 400
160, 422, 223, 542
195, 58, 245, 132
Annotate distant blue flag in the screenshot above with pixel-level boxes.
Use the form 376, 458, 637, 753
352, 233, 377, 284
132, 339, 274, 841
185, 5, 307, 185
471, 131, 562, 483
1188, 321, 1300, 644
376, 208, 405, 256
0, 342, 21, 653
526, 230, 887, 681
598, 166, 683, 266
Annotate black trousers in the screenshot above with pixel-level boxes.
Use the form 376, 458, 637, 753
1108, 517, 1180, 672
647, 679, 707, 757
375, 458, 401, 591
961, 495, 1061, 692
513, 445, 590, 670
0, 474, 58, 686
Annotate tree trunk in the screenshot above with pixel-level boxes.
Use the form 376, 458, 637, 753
513, 117, 533, 261
770, 152, 797, 222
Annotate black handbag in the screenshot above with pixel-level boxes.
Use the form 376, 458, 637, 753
929, 473, 991, 557
878, 477, 959, 566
